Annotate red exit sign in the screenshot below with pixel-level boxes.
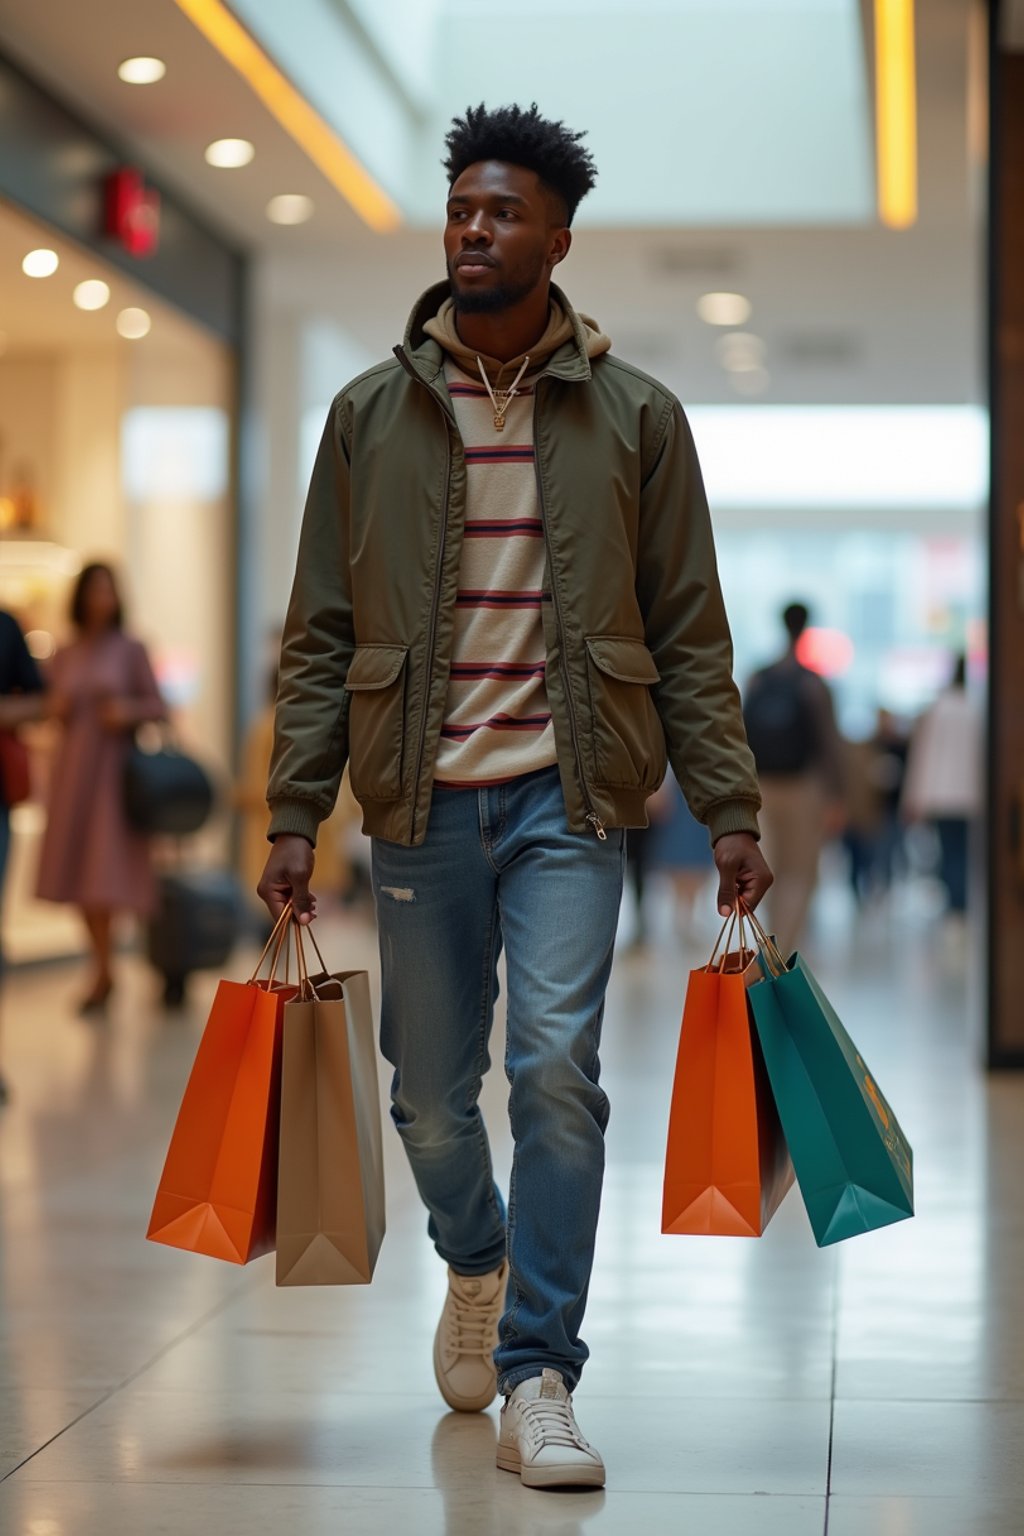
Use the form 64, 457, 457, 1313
103, 167, 160, 258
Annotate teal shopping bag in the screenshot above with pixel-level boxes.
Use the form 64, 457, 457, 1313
743, 909, 913, 1247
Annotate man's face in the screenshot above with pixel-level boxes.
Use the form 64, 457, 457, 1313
444, 161, 569, 314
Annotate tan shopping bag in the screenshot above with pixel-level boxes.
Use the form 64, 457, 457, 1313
275, 925, 386, 1285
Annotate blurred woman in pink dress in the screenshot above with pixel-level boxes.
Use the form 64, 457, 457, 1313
37, 564, 166, 1012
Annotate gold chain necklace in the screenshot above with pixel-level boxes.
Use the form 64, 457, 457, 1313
477, 355, 531, 432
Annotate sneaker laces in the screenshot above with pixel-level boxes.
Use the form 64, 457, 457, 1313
445, 1290, 503, 1359
519, 1397, 590, 1452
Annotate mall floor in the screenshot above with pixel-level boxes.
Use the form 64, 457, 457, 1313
0, 872, 1017, 1535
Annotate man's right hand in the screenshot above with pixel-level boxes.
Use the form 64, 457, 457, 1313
257, 834, 317, 924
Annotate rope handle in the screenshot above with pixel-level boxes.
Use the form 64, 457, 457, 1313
737, 899, 788, 977
248, 904, 293, 987
706, 900, 755, 974
289, 918, 336, 1002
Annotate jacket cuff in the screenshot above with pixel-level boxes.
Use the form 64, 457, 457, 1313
707, 799, 761, 844
267, 798, 321, 846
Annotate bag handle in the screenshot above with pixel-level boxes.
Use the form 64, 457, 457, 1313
248, 904, 293, 987
706, 901, 753, 974
737, 899, 788, 978
289, 918, 339, 1002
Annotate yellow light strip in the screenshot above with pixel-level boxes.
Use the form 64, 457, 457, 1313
172, 0, 401, 232
874, 0, 918, 229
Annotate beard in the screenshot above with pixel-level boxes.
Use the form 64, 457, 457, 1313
447, 251, 546, 314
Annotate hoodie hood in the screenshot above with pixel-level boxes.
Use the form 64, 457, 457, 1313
404, 280, 610, 387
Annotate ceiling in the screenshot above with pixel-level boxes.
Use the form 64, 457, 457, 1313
0, 0, 988, 405
0, 197, 214, 361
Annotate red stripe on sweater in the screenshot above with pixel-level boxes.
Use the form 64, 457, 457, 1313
449, 661, 546, 680
464, 445, 535, 464
456, 590, 545, 609
464, 519, 543, 538
440, 712, 552, 741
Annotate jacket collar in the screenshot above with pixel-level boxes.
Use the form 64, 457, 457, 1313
399, 280, 595, 388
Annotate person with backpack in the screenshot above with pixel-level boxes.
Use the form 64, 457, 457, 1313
743, 602, 845, 952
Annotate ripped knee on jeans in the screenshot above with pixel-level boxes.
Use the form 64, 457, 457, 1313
379, 884, 416, 903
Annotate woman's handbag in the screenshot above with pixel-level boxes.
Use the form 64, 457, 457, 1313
124, 735, 214, 835
0, 730, 31, 807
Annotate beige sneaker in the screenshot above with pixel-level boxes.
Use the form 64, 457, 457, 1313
433, 1260, 507, 1412
497, 1368, 606, 1489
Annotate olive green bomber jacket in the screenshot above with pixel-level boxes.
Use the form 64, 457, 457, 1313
267, 281, 761, 848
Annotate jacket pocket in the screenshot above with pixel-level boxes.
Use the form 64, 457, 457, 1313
344, 644, 408, 802
584, 635, 666, 789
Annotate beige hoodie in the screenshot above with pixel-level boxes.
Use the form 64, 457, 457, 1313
423, 296, 611, 385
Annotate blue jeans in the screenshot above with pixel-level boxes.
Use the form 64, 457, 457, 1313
934, 816, 969, 914
372, 766, 625, 1394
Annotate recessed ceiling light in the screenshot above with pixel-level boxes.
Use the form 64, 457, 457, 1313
716, 332, 766, 372
118, 56, 166, 85
205, 138, 255, 169
697, 292, 752, 327
116, 307, 151, 340
730, 366, 770, 396
22, 248, 59, 279
73, 279, 111, 312
266, 194, 314, 226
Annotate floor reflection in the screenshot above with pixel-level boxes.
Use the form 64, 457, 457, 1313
0, 879, 1020, 1534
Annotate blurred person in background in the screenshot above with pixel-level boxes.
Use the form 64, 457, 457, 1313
651, 776, 716, 941
623, 817, 659, 950
841, 732, 886, 908
37, 563, 166, 1013
902, 654, 981, 917
624, 778, 715, 949
870, 708, 911, 892
235, 643, 360, 934
0, 610, 47, 1103
744, 601, 845, 953
259, 103, 771, 1490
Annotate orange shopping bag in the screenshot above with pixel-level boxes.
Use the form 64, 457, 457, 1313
147, 906, 298, 1264
662, 906, 794, 1237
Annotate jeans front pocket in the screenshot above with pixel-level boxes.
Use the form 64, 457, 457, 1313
345, 644, 409, 801
584, 635, 666, 789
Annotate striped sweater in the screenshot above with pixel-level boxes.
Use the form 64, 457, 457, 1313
434, 361, 556, 785
427, 300, 612, 787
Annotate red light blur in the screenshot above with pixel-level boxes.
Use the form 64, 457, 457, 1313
796, 627, 855, 678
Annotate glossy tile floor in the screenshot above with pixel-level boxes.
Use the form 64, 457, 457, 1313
0, 877, 1016, 1534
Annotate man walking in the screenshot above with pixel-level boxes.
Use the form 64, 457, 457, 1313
260, 103, 771, 1490
743, 602, 845, 953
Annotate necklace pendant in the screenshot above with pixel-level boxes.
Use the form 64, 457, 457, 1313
494, 414, 506, 431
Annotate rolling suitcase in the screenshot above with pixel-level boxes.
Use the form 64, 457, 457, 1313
148, 869, 242, 1006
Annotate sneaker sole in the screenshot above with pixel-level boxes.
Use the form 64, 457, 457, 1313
497, 1444, 606, 1489
432, 1324, 498, 1413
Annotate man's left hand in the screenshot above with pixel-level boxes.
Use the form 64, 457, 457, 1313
714, 832, 773, 916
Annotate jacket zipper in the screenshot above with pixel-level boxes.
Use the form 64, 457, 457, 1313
532, 381, 607, 840
393, 346, 452, 843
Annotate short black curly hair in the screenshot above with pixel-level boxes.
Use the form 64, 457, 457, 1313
443, 103, 597, 226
